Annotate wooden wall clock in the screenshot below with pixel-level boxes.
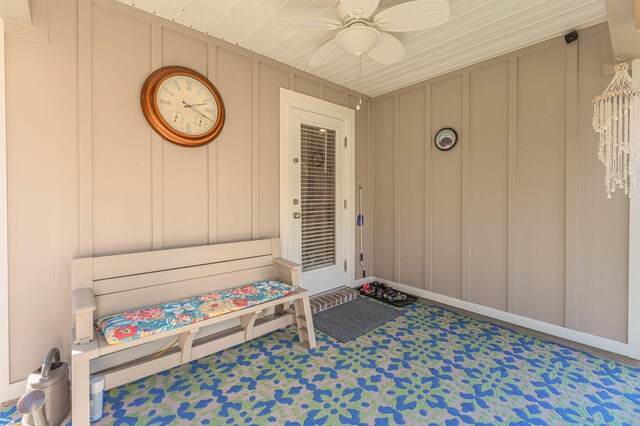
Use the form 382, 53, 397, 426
141, 66, 225, 147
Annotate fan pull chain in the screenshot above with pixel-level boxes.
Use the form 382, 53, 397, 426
356, 54, 362, 111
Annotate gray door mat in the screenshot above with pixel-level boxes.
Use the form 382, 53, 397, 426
312, 297, 403, 343
309, 286, 359, 314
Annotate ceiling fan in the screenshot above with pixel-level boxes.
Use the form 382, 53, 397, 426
274, 0, 450, 66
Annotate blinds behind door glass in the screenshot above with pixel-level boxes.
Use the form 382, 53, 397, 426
301, 124, 336, 272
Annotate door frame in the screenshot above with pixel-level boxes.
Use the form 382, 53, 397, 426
0, 18, 10, 403
279, 88, 355, 289
629, 59, 640, 359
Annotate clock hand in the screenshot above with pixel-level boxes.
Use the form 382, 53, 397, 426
184, 102, 208, 108
182, 101, 214, 123
188, 106, 213, 123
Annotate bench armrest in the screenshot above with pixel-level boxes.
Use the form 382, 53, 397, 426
273, 257, 301, 287
72, 288, 96, 344
72, 288, 96, 313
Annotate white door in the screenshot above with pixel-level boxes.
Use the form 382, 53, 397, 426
280, 89, 354, 296
289, 109, 346, 295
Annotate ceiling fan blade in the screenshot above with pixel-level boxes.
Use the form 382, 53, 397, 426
339, 0, 380, 18
367, 32, 405, 64
273, 16, 342, 30
374, 0, 449, 32
310, 38, 344, 66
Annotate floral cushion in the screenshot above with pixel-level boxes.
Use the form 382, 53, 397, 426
96, 280, 295, 345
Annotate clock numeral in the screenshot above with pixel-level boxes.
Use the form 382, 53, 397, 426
186, 80, 193, 91
186, 122, 192, 132
174, 80, 182, 91
159, 99, 171, 105
203, 97, 213, 104
205, 108, 215, 114
162, 87, 174, 96
196, 86, 203, 95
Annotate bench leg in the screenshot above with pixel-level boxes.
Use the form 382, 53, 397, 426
294, 296, 316, 349
178, 329, 198, 364
302, 296, 317, 349
71, 354, 91, 425
240, 311, 263, 341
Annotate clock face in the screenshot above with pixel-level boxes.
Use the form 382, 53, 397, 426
434, 128, 458, 151
156, 75, 219, 136
141, 66, 225, 147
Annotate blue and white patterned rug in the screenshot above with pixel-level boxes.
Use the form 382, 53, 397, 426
2, 300, 640, 425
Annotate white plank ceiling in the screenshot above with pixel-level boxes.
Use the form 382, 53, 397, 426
116, 0, 608, 97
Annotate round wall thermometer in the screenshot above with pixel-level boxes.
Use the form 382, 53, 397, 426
141, 66, 225, 147
434, 128, 458, 151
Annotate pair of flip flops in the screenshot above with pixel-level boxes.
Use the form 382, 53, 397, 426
361, 281, 407, 302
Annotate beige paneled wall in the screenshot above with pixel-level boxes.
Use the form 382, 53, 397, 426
468, 62, 509, 311
372, 96, 395, 280
430, 76, 463, 299
91, 5, 154, 254
515, 45, 568, 326
371, 23, 629, 343
5, 0, 79, 387
5, 0, 370, 382
397, 88, 425, 289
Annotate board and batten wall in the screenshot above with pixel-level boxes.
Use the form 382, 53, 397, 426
4, 0, 371, 384
371, 23, 629, 344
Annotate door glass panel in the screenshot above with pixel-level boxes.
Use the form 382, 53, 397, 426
300, 124, 336, 272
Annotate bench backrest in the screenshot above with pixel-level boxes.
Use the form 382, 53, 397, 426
71, 238, 284, 318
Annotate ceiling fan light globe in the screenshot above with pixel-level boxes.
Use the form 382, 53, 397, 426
335, 25, 381, 56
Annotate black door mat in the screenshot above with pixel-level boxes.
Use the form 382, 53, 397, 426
356, 283, 417, 307
312, 297, 402, 343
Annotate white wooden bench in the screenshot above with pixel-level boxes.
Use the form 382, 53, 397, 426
70, 238, 316, 424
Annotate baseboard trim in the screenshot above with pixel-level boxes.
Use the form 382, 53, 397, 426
350, 276, 373, 289
349, 277, 634, 360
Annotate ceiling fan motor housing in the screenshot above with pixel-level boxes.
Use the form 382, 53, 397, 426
336, 3, 376, 21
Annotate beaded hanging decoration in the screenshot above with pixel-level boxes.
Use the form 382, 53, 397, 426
592, 62, 640, 198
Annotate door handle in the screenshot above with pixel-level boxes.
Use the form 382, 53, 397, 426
293, 212, 301, 219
